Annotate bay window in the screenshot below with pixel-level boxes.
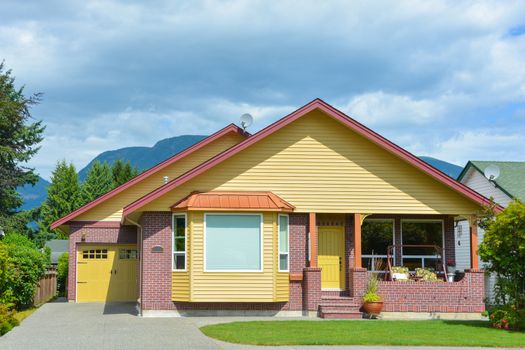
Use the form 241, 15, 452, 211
278, 214, 289, 272
172, 214, 187, 271
205, 214, 262, 271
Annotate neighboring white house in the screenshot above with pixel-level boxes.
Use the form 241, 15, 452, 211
456, 161, 525, 304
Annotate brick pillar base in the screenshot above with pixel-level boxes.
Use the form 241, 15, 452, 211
303, 267, 321, 311
465, 268, 485, 309
349, 267, 368, 299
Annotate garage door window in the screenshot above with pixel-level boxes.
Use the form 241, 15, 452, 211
82, 249, 108, 259
119, 249, 138, 259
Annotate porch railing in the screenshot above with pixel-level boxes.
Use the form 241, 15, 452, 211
386, 244, 447, 281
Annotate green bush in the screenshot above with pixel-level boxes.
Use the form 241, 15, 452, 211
57, 252, 68, 296
487, 303, 525, 331
0, 233, 49, 309
0, 304, 19, 336
479, 200, 525, 305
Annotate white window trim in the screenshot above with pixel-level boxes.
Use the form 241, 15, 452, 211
278, 214, 289, 272
203, 212, 264, 273
400, 219, 445, 269
362, 218, 395, 272
172, 213, 187, 272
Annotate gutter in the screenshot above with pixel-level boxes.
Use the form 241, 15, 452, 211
124, 216, 143, 317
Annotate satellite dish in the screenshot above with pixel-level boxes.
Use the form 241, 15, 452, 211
240, 113, 253, 131
484, 164, 500, 181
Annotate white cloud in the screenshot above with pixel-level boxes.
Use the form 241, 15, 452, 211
428, 130, 525, 166
2, 0, 525, 179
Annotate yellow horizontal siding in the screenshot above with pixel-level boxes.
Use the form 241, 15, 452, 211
276, 273, 289, 301
75, 133, 245, 221
172, 273, 190, 301
142, 110, 481, 215
182, 211, 288, 302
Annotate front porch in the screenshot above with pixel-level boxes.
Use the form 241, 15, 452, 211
293, 213, 484, 318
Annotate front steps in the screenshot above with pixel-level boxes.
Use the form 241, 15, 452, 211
318, 295, 363, 319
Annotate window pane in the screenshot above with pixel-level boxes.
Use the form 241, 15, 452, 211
403, 257, 422, 270
205, 214, 261, 271
279, 254, 288, 271
175, 238, 185, 252
279, 215, 288, 253
174, 254, 185, 270
362, 220, 393, 255
175, 217, 186, 237
402, 221, 443, 255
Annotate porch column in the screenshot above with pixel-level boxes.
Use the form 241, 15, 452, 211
469, 217, 479, 269
353, 213, 362, 268
309, 212, 318, 268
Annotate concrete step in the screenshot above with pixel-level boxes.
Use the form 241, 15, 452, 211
319, 308, 363, 319
320, 296, 359, 306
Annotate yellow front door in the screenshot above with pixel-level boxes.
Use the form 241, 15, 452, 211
318, 226, 345, 290
77, 244, 138, 302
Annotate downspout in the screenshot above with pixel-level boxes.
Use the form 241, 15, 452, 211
125, 216, 143, 317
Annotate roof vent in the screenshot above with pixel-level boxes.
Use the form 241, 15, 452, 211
163, 176, 169, 184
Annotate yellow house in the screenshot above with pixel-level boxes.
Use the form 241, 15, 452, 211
52, 99, 495, 318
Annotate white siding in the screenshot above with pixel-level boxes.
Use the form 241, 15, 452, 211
461, 168, 512, 207
456, 166, 511, 304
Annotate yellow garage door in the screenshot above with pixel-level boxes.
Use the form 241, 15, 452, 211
77, 244, 138, 302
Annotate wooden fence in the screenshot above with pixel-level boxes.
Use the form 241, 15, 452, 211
34, 267, 57, 306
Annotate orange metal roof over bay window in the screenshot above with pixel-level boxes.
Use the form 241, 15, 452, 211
171, 191, 295, 212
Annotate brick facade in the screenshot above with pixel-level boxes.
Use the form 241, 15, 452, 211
139, 212, 174, 310
68, 222, 137, 301
68, 212, 483, 316
379, 269, 484, 312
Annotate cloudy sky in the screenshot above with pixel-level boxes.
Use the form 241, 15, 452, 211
2, 0, 525, 180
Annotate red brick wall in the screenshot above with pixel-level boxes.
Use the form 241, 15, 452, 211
68, 223, 137, 301
303, 268, 321, 310
288, 213, 309, 311
377, 269, 485, 312
140, 212, 175, 310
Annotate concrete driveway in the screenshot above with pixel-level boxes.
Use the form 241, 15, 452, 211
0, 300, 220, 350
0, 300, 519, 350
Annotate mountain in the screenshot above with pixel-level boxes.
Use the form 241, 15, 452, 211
17, 177, 50, 211
419, 156, 463, 179
16, 135, 464, 211
78, 135, 207, 180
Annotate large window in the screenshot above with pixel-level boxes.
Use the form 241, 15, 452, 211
401, 220, 443, 270
362, 219, 394, 271
172, 214, 187, 271
205, 214, 262, 271
278, 214, 289, 272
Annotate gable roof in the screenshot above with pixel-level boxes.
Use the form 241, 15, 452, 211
50, 124, 247, 229
458, 161, 525, 201
123, 99, 502, 217
172, 191, 295, 212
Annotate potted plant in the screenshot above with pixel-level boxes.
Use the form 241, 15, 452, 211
362, 273, 383, 316
446, 259, 456, 282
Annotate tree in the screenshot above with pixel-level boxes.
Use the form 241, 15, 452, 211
0, 62, 45, 232
0, 233, 48, 309
37, 161, 81, 244
80, 160, 113, 205
479, 200, 525, 305
111, 159, 139, 187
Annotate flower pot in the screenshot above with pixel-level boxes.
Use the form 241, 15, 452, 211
363, 301, 384, 315
447, 272, 455, 283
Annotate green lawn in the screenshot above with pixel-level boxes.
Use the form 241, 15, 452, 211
200, 320, 525, 347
